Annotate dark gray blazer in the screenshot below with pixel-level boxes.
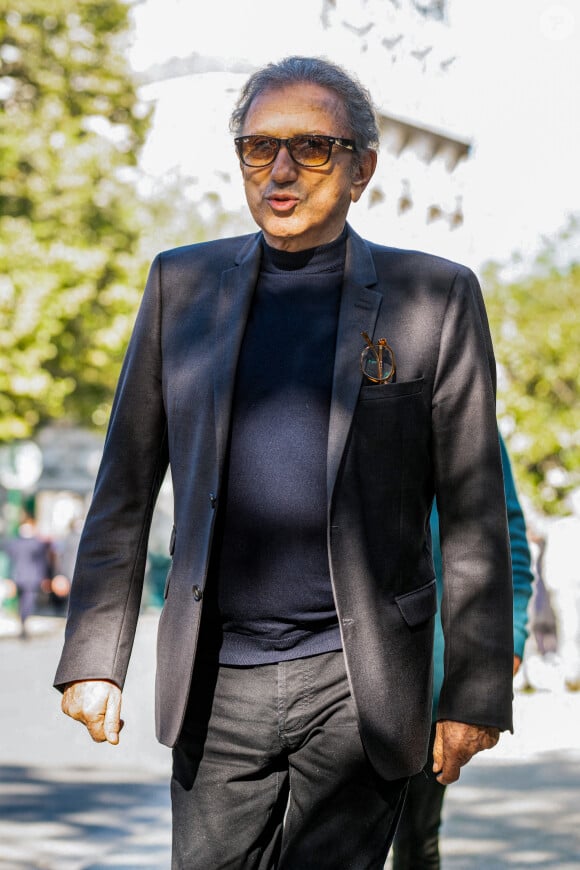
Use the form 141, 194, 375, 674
54, 225, 514, 780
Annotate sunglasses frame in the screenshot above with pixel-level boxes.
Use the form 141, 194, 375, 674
234, 134, 357, 168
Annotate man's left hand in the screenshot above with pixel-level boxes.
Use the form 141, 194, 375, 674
433, 720, 500, 785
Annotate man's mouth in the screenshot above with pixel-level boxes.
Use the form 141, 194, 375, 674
266, 194, 300, 212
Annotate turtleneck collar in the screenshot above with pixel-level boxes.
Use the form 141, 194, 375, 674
260, 227, 347, 273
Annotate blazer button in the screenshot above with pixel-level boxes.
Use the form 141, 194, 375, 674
209, 493, 217, 509
192, 585, 203, 602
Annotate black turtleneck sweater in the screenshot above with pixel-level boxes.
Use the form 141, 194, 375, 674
206, 231, 346, 665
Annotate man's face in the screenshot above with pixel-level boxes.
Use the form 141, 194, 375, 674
239, 82, 376, 251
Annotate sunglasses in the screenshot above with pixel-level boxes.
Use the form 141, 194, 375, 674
234, 135, 357, 168
360, 332, 396, 384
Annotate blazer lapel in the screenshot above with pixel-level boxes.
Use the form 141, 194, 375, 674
214, 233, 262, 472
327, 227, 382, 505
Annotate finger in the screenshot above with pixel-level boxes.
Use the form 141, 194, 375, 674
61, 689, 74, 719
436, 755, 461, 785
86, 717, 108, 743
61, 683, 109, 743
103, 689, 122, 745
61, 686, 85, 722
436, 767, 459, 786
61, 687, 102, 738
432, 722, 444, 774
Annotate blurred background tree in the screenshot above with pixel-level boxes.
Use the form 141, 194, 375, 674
0, 0, 237, 441
484, 215, 580, 516
0, 0, 154, 438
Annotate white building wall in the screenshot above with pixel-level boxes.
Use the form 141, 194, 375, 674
130, 0, 476, 262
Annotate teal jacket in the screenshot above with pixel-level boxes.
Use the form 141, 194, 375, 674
431, 434, 533, 717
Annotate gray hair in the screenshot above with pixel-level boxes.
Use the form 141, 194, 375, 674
229, 56, 380, 153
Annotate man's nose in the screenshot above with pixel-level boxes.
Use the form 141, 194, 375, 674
269, 143, 299, 182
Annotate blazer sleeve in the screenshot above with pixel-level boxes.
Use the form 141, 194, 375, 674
54, 256, 169, 691
432, 266, 514, 732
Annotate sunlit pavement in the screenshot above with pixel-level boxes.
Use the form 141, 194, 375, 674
432, 692, 580, 869
1, 614, 579, 869
0, 613, 172, 869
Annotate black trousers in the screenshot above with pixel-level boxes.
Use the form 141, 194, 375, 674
171, 650, 408, 869
391, 725, 446, 870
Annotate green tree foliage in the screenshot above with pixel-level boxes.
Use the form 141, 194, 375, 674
0, 1, 154, 439
483, 217, 580, 515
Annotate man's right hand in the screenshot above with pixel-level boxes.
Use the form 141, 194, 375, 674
61, 679, 124, 745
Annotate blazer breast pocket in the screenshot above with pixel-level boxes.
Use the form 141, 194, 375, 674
359, 376, 424, 402
350, 376, 428, 496
394, 577, 437, 627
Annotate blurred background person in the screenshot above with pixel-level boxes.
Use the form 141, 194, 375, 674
543, 488, 580, 692
514, 523, 560, 694
2, 512, 55, 638
526, 529, 557, 658
391, 432, 534, 870
50, 517, 83, 615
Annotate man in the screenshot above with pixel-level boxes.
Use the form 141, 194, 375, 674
4, 512, 54, 638
392, 433, 533, 869
55, 56, 514, 869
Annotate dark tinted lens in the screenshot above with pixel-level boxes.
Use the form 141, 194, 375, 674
241, 137, 278, 165
290, 136, 331, 166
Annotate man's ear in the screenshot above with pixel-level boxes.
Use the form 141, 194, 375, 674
351, 149, 377, 203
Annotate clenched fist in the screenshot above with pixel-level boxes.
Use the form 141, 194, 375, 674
433, 720, 500, 785
62, 679, 124, 745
